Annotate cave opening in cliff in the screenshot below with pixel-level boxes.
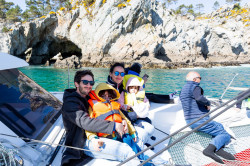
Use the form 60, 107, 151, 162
48, 40, 82, 64
22, 39, 82, 65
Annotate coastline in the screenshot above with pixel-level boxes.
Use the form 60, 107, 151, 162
74, 60, 250, 69
1, 2, 250, 69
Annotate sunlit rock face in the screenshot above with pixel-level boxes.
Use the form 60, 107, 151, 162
0, 1, 249, 68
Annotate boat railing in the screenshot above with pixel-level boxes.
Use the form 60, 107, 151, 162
118, 88, 250, 165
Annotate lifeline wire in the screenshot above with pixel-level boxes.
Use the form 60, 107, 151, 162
0, 133, 164, 165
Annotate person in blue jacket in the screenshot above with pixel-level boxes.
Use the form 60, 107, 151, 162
179, 71, 235, 164
126, 62, 148, 88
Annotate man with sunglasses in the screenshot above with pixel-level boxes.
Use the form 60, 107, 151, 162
61, 70, 124, 165
180, 71, 235, 164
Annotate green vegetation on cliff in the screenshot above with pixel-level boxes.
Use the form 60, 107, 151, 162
1, 0, 249, 32
0, 0, 70, 22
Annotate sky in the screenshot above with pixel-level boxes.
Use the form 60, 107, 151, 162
5, 0, 250, 13
6, 0, 26, 12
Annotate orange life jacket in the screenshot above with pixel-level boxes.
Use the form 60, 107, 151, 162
88, 91, 122, 137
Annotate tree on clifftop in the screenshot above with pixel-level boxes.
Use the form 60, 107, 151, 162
24, 0, 42, 20
44, 0, 53, 14
164, 0, 178, 8
0, 0, 14, 19
175, 4, 185, 15
23, 0, 60, 20
175, 4, 194, 15
226, 0, 241, 5
6, 5, 22, 22
186, 4, 194, 15
36, 0, 52, 16
196, 3, 204, 15
1, 0, 72, 22
213, 1, 220, 11
51, 0, 70, 11
226, 0, 234, 4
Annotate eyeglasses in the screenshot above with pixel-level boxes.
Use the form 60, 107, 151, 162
114, 71, 125, 77
196, 77, 202, 80
81, 80, 95, 86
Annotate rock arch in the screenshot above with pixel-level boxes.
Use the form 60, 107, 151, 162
24, 38, 82, 65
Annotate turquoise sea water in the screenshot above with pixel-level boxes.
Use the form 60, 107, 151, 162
19, 65, 250, 99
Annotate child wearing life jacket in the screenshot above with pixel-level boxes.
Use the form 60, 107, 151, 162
85, 83, 152, 165
126, 62, 148, 88
117, 76, 155, 146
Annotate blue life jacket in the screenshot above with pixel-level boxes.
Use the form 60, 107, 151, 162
180, 81, 209, 120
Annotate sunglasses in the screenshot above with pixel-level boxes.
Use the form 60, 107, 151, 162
81, 80, 95, 86
196, 77, 202, 80
114, 71, 125, 77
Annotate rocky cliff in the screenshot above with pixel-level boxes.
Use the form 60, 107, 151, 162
0, 0, 250, 69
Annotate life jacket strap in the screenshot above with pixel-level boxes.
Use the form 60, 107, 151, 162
136, 97, 144, 101
96, 109, 120, 120
102, 100, 110, 104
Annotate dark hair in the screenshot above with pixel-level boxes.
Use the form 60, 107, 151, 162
109, 62, 125, 73
128, 86, 139, 91
130, 62, 142, 74
74, 70, 94, 83
99, 89, 117, 99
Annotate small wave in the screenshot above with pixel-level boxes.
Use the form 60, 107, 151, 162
211, 66, 242, 69
180, 67, 205, 70
24, 65, 54, 69
240, 64, 250, 67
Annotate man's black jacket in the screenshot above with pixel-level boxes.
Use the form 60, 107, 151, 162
61, 89, 115, 166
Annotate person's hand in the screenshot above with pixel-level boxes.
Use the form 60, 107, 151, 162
142, 76, 148, 83
232, 107, 241, 112
115, 122, 124, 137
122, 120, 128, 133
126, 105, 131, 110
142, 74, 149, 83
133, 137, 137, 143
91, 138, 104, 151
206, 106, 211, 110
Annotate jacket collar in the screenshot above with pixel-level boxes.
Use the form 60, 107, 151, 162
106, 76, 124, 93
63, 88, 90, 101
107, 75, 122, 88
186, 81, 200, 86
128, 70, 140, 76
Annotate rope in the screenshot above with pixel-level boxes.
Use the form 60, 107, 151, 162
220, 73, 238, 101
119, 88, 250, 165
0, 141, 18, 166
